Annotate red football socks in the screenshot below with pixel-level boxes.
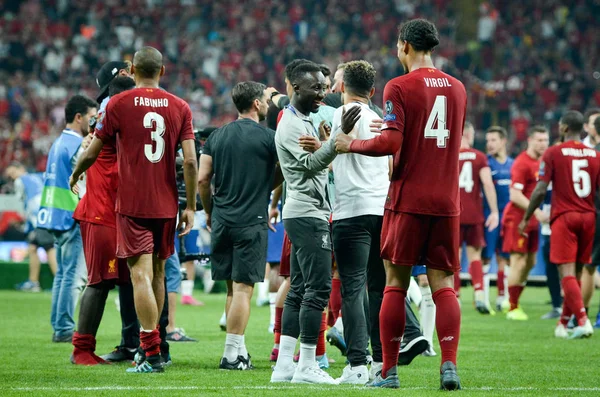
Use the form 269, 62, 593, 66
140, 328, 161, 357
380, 286, 406, 378
317, 312, 327, 356
328, 278, 342, 327
508, 285, 524, 311
453, 272, 461, 296
469, 260, 484, 291
274, 307, 283, 345
562, 276, 588, 326
497, 270, 505, 296
72, 332, 107, 365
560, 301, 573, 327
432, 287, 461, 367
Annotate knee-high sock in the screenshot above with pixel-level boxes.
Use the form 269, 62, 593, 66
432, 288, 460, 367
379, 287, 406, 378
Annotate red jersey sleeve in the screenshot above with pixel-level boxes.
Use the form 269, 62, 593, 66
349, 81, 404, 156
479, 151, 489, 170
510, 158, 529, 191
95, 98, 118, 144
179, 101, 195, 142
538, 148, 554, 184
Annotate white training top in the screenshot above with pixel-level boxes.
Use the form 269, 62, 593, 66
331, 102, 390, 221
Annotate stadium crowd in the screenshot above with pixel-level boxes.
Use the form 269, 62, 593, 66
0, 0, 599, 390
1, 0, 599, 176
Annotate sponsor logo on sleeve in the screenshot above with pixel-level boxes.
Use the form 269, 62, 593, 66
384, 100, 396, 122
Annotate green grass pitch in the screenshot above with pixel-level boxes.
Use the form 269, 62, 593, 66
1, 287, 600, 396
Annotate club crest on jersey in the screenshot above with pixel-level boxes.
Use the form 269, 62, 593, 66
539, 161, 545, 176
518, 238, 525, 248
108, 259, 116, 273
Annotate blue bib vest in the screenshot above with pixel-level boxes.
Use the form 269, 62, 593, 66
37, 130, 82, 232
19, 173, 44, 232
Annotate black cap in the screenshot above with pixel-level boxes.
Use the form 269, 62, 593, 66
96, 61, 129, 103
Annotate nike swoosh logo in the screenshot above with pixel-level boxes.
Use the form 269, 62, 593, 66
491, 170, 498, 175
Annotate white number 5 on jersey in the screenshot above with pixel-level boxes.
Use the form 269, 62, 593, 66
572, 159, 591, 198
424, 95, 450, 148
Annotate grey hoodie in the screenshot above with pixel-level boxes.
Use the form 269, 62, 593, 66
275, 106, 339, 221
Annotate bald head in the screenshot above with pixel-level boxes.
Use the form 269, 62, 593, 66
133, 46, 164, 79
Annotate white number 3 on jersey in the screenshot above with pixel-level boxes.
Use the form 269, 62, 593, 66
424, 95, 450, 148
144, 112, 166, 163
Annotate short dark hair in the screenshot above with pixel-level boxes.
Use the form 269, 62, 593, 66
133, 46, 163, 79
399, 19, 440, 52
108, 76, 136, 97
343, 60, 376, 97
583, 108, 600, 124
487, 126, 508, 139
319, 64, 331, 77
560, 110, 584, 133
285, 59, 312, 80
65, 95, 97, 123
528, 125, 548, 137
232, 81, 266, 113
289, 62, 322, 85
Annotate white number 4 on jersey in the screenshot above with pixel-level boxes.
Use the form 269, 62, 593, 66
424, 95, 449, 148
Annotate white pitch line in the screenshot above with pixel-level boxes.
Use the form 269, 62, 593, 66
7, 386, 600, 392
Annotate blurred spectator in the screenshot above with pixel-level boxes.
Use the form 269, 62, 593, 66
0, 0, 598, 173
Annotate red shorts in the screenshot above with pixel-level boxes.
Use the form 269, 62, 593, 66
501, 219, 539, 254
279, 231, 291, 277
380, 210, 460, 272
459, 223, 485, 248
80, 221, 129, 286
550, 212, 596, 264
116, 214, 176, 260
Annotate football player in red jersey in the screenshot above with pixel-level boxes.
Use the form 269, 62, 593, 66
70, 46, 197, 373
70, 75, 135, 365
457, 122, 499, 314
501, 126, 549, 321
336, 19, 466, 390
520, 111, 599, 339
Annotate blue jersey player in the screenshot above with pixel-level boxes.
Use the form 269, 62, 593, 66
482, 126, 514, 311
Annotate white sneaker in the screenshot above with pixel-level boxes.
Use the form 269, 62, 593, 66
422, 346, 437, 356
336, 364, 368, 385
271, 363, 297, 383
554, 323, 569, 339
369, 361, 382, 381
569, 319, 594, 339
292, 363, 339, 385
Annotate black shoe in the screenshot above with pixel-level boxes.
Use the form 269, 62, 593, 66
398, 335, 429, 366
126, 354, 165, 373
101, 346, 137, 362
238, 354, 254, 370
52, 332, 73, 343
219, 356, 250, 370
439, 361, 461, 390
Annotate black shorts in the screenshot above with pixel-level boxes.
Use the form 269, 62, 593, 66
27, 228, 55, 251
591, 211, 600, 266
210, 218, 268, 284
